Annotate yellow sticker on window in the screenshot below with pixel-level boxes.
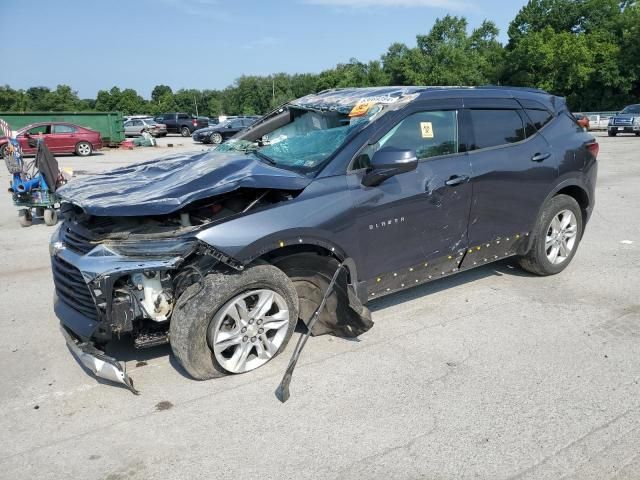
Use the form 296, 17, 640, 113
349, 101, 375, 117
420, 122, 434, 138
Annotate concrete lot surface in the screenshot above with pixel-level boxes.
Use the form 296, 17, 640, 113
0, 134, 638, 480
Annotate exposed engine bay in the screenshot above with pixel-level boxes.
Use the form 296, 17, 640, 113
56, 187, 301, 348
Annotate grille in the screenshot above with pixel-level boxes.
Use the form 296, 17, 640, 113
52, 255, 98, 320
62, 224, 96, 254
613, 117, 633, 126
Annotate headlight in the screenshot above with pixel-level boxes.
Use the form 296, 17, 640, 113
634, 117, 640, 125
106, 238, 197, 257
608, 118, 614, 125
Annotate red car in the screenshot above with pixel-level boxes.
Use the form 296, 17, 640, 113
0, 122, 103, 157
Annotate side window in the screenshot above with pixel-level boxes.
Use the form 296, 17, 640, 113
351, 110, 459, 170
381, 110, 458, 160
178, 114, 189, 120
27, 125, 50, 135
468, 109, 526, 150
53, 124, 76, 134
230, 119, 244, 128
132, 120, 143, 126
524, 108, 553, 134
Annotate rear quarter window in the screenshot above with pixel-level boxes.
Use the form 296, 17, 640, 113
524, 109, 554, 135
468, 109, 526, 150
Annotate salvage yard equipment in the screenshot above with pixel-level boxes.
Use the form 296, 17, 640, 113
2, 120, 65, 227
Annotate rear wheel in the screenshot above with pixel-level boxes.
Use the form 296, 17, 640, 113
180, 126, 191, 137
518, 194, 583, 276
210, 132, 223, 145
75, 141, 92, 156
170, 264, 298, 380
18, 209, 32, 227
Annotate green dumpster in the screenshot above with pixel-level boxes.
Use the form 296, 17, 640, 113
0, 112, 125, 146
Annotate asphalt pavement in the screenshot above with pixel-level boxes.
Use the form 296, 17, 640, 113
0, 133, 638, 480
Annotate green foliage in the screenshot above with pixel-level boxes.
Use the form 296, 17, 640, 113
0, 3, 638, 115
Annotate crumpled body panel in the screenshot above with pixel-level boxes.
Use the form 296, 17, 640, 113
56, 150, 312, 216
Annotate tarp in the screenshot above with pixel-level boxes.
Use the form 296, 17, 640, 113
57, 150, 312, 216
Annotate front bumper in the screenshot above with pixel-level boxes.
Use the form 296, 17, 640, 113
60, 325, 138, 394
608, 125, 640, 133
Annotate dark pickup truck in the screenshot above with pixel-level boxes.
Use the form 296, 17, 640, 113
154, 113, 208, 137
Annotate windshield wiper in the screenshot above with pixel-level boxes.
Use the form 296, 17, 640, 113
253, 150, 277, 166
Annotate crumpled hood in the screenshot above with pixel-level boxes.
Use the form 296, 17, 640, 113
57, 150, 312, 216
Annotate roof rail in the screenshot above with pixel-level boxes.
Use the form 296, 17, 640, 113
477, 85, 549, 94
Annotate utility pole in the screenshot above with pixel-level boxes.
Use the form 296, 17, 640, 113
194, 95, 199, 116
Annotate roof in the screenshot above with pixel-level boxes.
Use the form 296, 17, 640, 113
290, 86, 554, 114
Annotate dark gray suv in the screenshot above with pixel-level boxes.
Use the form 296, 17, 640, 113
51, 86, 598, 392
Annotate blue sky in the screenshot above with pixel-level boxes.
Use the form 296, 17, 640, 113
0, 0, 527, 99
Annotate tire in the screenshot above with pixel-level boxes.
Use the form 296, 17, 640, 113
0, 144, 7, 158
43, 208, 58, 226
75, 141, 92, 157
170, 264, 299, 380
272, 253, 372, 338
635, 132, 640, 137
210, 132, 223, 145
518, 194, 583, 276
608, 131, 617, 137
180, 126, 191, 137
18, 209, 32, 227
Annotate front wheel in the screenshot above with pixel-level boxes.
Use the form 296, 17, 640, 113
210, 132, 223, 145
608, 131, 617, 137
75, 141, 92, 156
170, 264, 299, 380
180, 126, 191, 137
518, 194, 583, 276
44, 208, 58, 226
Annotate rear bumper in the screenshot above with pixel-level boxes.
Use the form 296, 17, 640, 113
60, 324, 138, 394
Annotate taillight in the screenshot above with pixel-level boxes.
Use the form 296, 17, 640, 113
586, 141, 599, 158
192, 119, 197, 126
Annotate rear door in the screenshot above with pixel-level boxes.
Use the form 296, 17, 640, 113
347, 100, 474, 294
462, 98, 558, 252
51, 124, 77, 151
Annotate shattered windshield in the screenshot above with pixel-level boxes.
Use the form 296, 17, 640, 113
217, 106, 383, 173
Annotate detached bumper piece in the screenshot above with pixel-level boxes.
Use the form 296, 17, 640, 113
60, 326, 139, 395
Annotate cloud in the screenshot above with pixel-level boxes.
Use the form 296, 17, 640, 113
303, 0, 469, 9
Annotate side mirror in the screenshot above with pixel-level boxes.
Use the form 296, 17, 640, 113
362, 147, 418, 187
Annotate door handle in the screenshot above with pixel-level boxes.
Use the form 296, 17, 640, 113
445, 175, 469, 187
531, 152, 551, 162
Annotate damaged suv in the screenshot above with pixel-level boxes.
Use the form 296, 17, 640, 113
51, 86, 598, 392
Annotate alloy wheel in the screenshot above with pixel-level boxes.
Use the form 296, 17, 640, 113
77, 143, 91, 156
545, 209, 578, 265
207, 289, 290, 373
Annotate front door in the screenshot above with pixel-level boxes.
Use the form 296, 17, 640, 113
348, 103, 473, 297
18, 124, 52, 154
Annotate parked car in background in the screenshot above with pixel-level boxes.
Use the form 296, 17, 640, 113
154, 113, 207, 137
608, 104, 640, 136
574, 113, 590, 131
0, 122, 102, 157
192, 117, 258, 144
124, 118, 167, 137
51, 86, 598, 390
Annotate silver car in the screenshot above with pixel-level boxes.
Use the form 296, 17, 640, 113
123, 118, 168, 137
